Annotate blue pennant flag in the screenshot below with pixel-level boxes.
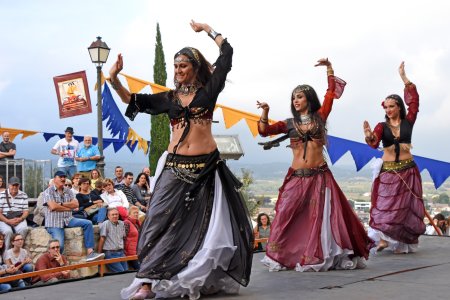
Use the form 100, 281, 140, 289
102, 83, 130, 140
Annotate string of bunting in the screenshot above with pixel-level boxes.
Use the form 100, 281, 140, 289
101, 83, 149, 154
111, 73, 450, 189
0, 128, 138, 153
4, 72, 449, 188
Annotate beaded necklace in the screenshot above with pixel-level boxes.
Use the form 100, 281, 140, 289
300, 114, 312, 125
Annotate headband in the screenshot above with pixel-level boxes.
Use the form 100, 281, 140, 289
174, 47, 201, 66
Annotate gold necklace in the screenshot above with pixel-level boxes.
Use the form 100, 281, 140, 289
389, 123, 400, 129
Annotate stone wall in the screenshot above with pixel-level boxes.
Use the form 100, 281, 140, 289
25, 226, 101, 278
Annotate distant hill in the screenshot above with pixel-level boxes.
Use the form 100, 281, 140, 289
227, 161, 373, 181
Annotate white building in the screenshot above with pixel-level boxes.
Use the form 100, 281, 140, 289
354, 201, 371, 211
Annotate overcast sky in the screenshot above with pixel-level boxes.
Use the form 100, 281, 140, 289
1, 0, 449, 174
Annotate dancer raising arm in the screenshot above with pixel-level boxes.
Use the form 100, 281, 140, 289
363, 61, 425, 253
257, 58, 373, 272
109, 20, 253, 300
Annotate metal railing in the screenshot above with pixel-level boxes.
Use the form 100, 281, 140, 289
0, 159, 52, 198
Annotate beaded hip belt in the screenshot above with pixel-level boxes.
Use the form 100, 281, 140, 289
381, 158, 416, 172
165, 153, 209, 172
293, 163, 329, 177
165, 152, 211, 184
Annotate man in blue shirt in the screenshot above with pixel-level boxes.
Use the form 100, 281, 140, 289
75, 135, 101, 178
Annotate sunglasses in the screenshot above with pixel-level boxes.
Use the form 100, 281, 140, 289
65, 184, 72, 187
50, 246, 60, 250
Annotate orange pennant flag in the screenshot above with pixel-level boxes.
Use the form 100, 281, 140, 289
119, 73, 151, 94
127, 128, 149, 154
0, 128, 39, 142
150, 83, 170, 94
215, 104, 276, 137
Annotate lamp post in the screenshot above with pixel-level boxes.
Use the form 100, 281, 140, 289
88, 36, 110, 177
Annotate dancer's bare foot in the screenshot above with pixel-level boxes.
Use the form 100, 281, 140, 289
393, 249, 407, 254
376, 239, 388, 252
130, 284, 155, 300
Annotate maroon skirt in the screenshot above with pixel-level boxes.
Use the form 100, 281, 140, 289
370, 160, 426, 244
266, 164, 372, 269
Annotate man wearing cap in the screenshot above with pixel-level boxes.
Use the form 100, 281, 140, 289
42, 170, 104, 262
0, 131, 16, 161
75, 135, 101, 178
0, 177, 29, 249
51, 127, 79, 178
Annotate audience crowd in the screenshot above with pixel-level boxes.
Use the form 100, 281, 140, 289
0, 128, 278, 295
0, 128, 157, 293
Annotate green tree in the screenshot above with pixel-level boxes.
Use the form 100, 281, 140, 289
238, 168, 260, 217
436, 193, 450, 204
150, 23, 170, 176
24, 165, 44, 198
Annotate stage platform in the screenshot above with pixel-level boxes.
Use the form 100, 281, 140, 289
6, 235, 450, 300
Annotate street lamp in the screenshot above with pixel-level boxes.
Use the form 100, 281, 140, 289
88, 36, 110, 177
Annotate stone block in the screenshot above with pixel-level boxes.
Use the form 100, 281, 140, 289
64, 227, 83, 239
29, 228, 51, 247
25, 226, 101, 279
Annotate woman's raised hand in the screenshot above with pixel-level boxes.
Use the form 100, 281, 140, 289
398, 61, 412, 85
109, 54, 123, 79
190, 20, 210, 33
363, 120, 373, 138
314, 58, 332, 67
399, 61, 406, 77
256, 101, 270, 111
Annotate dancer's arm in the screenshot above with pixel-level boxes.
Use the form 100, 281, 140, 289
400, 62, 419, 125
191, 20, 233, 103
256, 101, 288, 136
363, 121, 382, 148
316, 58, 346, 121
109, 54, 170, 121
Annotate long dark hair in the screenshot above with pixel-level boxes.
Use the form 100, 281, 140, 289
384, 94, 406, 122
134, 172, 150, 187
290, 85, 327, 135
173, 47, 214, 88
257, 213, 271, 227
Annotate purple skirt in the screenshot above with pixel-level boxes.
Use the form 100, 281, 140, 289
370, 162, 425, 244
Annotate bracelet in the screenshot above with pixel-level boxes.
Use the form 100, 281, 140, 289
208, 29, 222, 40
365, 135, 375, 143
110, 78, 121, 90
327, 68, 334, 76
405, 81, 413, 86
259, 117, 269, 124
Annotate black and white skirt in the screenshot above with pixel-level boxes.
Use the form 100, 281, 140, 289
121, 150, 253, 300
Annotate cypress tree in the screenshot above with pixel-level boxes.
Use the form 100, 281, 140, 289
150, 23, 170, 175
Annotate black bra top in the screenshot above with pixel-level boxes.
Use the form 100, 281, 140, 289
169, 93, 214, 127
381, 120, 413, 162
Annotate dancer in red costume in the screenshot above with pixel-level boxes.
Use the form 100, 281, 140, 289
363, 62, 425, 253
257, 58, 372, 272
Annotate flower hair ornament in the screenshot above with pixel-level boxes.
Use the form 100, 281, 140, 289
381, 94, 402, 108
